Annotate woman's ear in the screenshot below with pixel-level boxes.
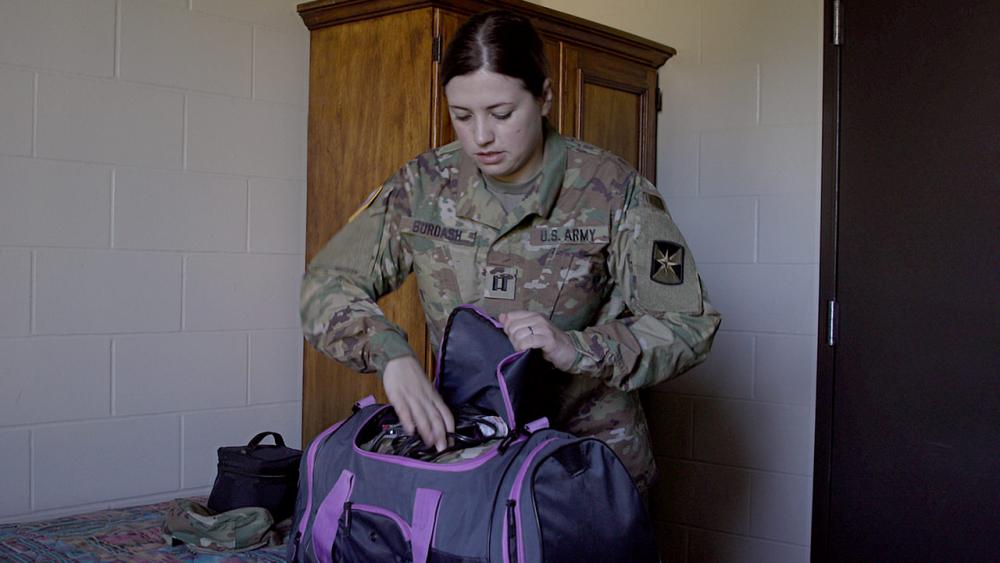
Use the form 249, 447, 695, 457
540, 78, 553, 117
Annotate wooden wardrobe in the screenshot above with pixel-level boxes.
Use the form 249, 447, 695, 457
297, 0, 675, 442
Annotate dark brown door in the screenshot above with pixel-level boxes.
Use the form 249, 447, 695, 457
813, 1, 1000, 560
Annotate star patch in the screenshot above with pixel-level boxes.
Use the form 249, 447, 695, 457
651, 241, 684, 285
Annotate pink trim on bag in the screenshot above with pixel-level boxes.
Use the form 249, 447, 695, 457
495, 351, 527, 427
352, 406, 525, 471
411, 488, 443, 563
503, 438, 558, 563
297, 418, 347, 541
312, 469, 355, 563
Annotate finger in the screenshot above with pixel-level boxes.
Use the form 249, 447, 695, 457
433, 396, 455, 436
408, 399, 435, 447
425, 407, 447, 452
392, 399, 415, 435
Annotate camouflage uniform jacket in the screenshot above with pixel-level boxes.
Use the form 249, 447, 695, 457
301, 126, 721, 490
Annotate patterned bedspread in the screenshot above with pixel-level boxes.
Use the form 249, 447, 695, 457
0, 498, 289, 562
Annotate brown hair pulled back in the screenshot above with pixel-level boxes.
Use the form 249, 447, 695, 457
441, 10, 549, 98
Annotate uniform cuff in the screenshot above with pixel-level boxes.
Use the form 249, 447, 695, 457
369, 330, 417, 376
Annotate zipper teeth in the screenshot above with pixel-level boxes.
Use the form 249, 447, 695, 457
508, 437, 559, 563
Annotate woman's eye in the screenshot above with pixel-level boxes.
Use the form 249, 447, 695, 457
493, 112, 512, 120
453, 113, 471, 122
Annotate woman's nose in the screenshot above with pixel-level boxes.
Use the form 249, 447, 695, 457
473, 118, 494, 146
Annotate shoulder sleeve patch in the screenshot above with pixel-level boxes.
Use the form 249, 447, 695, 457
628, 207, 703, 315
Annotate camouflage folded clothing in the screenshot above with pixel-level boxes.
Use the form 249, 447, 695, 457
162, 498, 280, 553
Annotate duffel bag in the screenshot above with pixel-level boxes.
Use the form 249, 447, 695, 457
288, 305, 658, 562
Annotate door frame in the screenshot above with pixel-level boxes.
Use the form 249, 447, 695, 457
811, 0, 841, 559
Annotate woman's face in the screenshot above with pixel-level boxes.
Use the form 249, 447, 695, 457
445, 69, 552, 183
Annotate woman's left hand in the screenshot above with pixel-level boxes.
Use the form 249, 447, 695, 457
498, 311, 577, 371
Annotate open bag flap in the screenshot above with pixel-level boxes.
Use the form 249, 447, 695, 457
435, 306, 565, 429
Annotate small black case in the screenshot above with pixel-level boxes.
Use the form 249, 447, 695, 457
207, 431, 302, 522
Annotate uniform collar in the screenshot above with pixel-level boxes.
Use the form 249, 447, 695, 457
456, 121, 567, 233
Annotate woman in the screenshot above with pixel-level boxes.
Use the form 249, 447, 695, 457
300, 10, 720, 492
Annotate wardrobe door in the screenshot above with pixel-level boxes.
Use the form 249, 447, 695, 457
561, 45, 659, 181
302, 9, 435, 442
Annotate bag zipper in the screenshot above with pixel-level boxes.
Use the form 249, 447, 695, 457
216, 467, 296, 479
504, 437, 558, 563
506, 499, 518, 563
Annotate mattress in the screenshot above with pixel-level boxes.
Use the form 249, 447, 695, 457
0, 498, 289, 562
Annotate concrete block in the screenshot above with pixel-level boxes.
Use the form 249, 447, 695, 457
693, 398, 814, 475
0, 249, 31, 337
191, 0, 305, 34
668, 196, 757, 263
650, 458, 751, 534
115, 331, 247, 416
0, 67, 34, 156
187, 94, 306, 179
657, 331, 754, 400
754, 333, 816, 406
0, 156, 111, 248
114, 168, 247, 252
35, 250, 182, 334
0, 337, 110, 426
121, 0, 251, 97
758, 193, 820, 263
184, 253, 302, 330
34, 415, 180, 510
253, 26, 308, 106
688, 528, 809, 563
0, 0, 116, 77
248, 178, 306, 253
696, 263, 818, 335
249, 330, 303, 404
750, 471, 813, 545
0, 430, 31, 518
701, 125, 819, 196
37, 74, 183, 168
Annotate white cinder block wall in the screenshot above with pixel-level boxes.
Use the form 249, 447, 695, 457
0, 0, 308, 523
532, 1, 822, 562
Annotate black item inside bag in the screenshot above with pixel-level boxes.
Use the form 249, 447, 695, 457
207, 431, 302, 522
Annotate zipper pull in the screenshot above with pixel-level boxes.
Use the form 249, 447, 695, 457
506, 499, 518, 563
290, 531, 302, 561
343, 501, 352, 531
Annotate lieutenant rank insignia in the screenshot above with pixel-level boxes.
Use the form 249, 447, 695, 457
651, 240, 684, 285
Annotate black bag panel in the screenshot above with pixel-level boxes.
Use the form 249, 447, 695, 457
437, 307, 516, 425
437, 306, 569, 429
335, 507, 411, 563
531, 440, 659, 563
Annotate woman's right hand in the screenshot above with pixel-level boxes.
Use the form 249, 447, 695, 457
382, 356, 455, 452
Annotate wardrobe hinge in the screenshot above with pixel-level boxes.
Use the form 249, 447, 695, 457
432, 36, 443, 62
655, 87, 663, 113
826, 299, 839, 347
832, 0, 843, 45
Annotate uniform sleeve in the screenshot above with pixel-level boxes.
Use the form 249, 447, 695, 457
563, 173, 722, 391
299, 166, 417, 375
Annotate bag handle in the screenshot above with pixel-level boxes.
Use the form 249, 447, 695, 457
411, 488, 443, 563
247, 431, 286, 449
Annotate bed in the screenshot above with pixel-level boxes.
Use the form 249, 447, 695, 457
0, 498, 289, 562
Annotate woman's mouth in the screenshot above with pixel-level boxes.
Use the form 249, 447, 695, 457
475, 151, 504, 165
